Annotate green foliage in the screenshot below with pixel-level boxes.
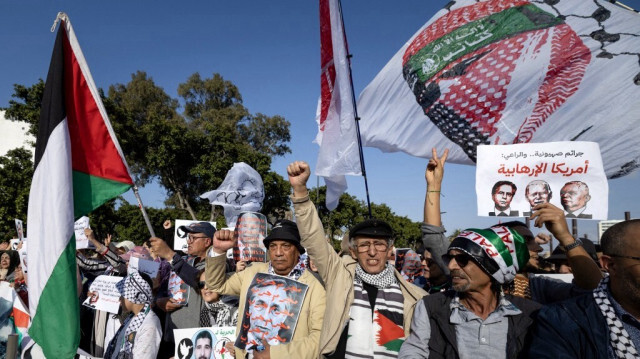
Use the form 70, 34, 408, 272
3, 80, 45, 140
0, 148, 34, 241
309, 186, 422, 251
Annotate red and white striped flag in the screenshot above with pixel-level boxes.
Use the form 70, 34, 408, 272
315, 0, 361, 210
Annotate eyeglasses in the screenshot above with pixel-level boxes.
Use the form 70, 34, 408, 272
198, 281, 206, 289
608, 254, 640, 262
187, 236, 209, 243
356, 241, 389, 253
442, 253, 475, 267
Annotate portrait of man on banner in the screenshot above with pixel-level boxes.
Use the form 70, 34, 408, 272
235, 273, 308, 352
488, 180, 519, 217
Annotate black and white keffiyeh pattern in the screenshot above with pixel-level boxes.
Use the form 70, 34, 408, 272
116, 271, 153, 305
103, 303, 152, 359
354, 263, 397, 289
593, 276, 638, 359
268, 255, 306, 281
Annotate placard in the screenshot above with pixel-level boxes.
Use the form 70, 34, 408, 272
173, 219, 217, 251
173, 327, 237, 359
168, 271, 190, 306
82, 275, 123, 314
74, 216, 93, 249
14, 219, 24, 241
235, 273, 308, 352
233, 212, 267, 262
476, 142, 608, 220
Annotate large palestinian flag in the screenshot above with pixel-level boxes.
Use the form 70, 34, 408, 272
358, 0, 640, 179
27, 13, 134, 358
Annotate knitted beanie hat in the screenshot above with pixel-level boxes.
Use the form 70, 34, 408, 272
448, 226, 529, 284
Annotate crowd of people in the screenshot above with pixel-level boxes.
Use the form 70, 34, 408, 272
8, 149, 638, 358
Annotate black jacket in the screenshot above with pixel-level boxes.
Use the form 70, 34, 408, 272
423, 290, 540, 359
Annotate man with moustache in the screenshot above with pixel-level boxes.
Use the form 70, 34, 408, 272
194, 330, 213, 359
399, 226, 541, 358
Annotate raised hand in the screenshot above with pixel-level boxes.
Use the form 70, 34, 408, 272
163, 219, 172, 230
148, 237, 175, 260
211, 229, 237, 255
425, 148, 449, 187
287, 161, 311, 197
530, 203, 574, 245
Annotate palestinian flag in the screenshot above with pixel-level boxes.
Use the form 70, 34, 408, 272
27, 13, 134, 358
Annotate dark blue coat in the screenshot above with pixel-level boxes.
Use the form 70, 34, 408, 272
529, 292, 609, 358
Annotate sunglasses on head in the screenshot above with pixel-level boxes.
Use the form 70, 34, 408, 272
442, 253, 475, 267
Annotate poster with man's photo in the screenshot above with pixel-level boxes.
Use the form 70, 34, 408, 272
233, 212, 267, 262
173, 327, 237, 359
476, 142, 608, 220
235, 273, 308, 351
173, 219, 217, 251
82, 275, 123, 314
168, 271, 190, 306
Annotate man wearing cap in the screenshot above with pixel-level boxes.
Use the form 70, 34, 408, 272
286, 161, 426, 358
399, 226, 541, 358
149, 221, 216, 358
205, 219, 326, 359
104, 271, 162, 359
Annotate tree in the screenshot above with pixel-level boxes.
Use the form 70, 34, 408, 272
3, 80, 45, 140
0, 148, 34, 241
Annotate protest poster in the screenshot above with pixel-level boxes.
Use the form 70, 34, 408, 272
173, 327, 237, 359
82, 275, 123, 314
235, 272, 309, 351
9, 239, 20, 251
476, 142, 608, 220
393, 248, 409, 273
233, 212, 267, 262
17, 240, 27, 273
168, 271, 190, 306
398, 249, 422, 283
74, 216, 93, 249
128, 257, 160, 279
14, 219, 23, 241
174, 219, 217, 251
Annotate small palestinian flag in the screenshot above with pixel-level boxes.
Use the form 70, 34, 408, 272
27, 13, 134, 358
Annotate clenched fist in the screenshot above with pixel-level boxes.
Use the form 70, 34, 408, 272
287, 161, 310, 197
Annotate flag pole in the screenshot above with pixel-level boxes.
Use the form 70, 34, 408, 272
133, 186, 156, 237
337, 0, 373, 218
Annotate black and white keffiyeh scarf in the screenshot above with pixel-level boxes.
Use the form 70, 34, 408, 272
200, 301, 239, 327
354, 263, 396, 289
103, 303, 152, 359
268, 255, 306, 280
593, 276, 638, 359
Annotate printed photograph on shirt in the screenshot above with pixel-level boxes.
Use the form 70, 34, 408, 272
174, 327, 236, 359
235, 273, 308, 351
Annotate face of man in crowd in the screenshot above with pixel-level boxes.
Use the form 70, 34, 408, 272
248, 284, 290, 345
447, 249, 491, 293
605, 226, 640, 308
493, 185, 515, 211
187, 233, 212, 258
268, 240, 300, 276
526, 183, 551, 207
0, 253, 10, 269
560, 183, 590, 212
350, 236, 392, 274
195, 337, 212, 359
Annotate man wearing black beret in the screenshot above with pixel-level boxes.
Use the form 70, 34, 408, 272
287, 161, 426, 359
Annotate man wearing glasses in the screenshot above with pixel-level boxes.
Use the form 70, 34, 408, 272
286, 161, 426, 359
399, 226, 541, 358
530, 220, 640, 358
149, 222, 216, 358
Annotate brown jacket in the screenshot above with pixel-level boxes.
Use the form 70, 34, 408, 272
206, 254, 326, 358
292, 194, 427, 358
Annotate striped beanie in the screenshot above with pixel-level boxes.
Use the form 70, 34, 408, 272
448, 226, 529, 284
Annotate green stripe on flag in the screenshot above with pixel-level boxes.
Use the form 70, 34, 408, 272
473, 228, 513, 267
73, 171, 132, 218
29, 238, 79, 359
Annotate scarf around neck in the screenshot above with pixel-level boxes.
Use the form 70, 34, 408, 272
355, 263, 396, 289
267, 255, 306, 281
593, 276, 638, 359
104, 302, 152, 359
